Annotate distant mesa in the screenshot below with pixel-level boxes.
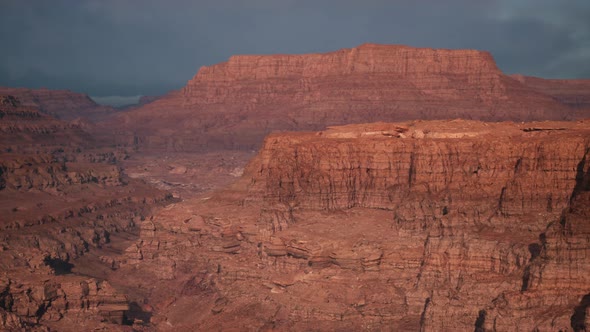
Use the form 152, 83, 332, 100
511, 74, 590, 109
0, 87, 116, 121
106, 43, 590, 152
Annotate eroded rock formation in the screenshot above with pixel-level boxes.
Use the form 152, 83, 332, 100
3, 44, 590, 331
0, 96, 173, 330
0, 87, 116, 121
110, 44, 588, 152
106, 120, 590, 331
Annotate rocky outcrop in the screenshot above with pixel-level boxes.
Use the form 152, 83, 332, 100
0, 95, 96, 154
0, 185, 173, 330
0, 277, 128, 328
104, 120, 590, 330
0, 87, 116, 121
1, 155, 122, 191
245, 120, 590, 331
0, 96, 123, 191
0, 95, 175, 330
249, 120, 588, 231
110, 43, 584, 152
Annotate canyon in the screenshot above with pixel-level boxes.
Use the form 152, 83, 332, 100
0, 95, 172, 330
109, 44, 590, 152
1, 44, 590, 331
102, 120, 588, 331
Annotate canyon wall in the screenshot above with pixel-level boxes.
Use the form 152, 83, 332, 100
0, 96, 173, 330
249, 121, 587, 230
247, 120, 590, 331
111, 119, 590, 330
111, 44, 588, 152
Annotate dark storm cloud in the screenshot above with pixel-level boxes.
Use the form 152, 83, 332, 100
0, 0, 588, 102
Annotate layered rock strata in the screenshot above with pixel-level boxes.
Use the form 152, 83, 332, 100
111, 120, 589, 330
513, 75, 590, 109
0, 96, 174, 330
0, 87, 115, 121
0, 96, 122, 191
111, 44, 587, 152
252, 120, 590, 331
250, 121, 587, 229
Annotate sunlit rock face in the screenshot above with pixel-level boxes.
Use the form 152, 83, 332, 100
112, 120, 590, 331
111, 44, 588, 152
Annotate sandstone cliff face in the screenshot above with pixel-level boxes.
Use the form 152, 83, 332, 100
0, 87, 116, 121
186, 44, 504, 104
111, 44, 582, 152
478, 148, 590, 331
249, 121, 586, 230
107, 120, 590, 331
246, 120, 590, 331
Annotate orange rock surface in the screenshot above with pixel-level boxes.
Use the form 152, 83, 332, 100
2, 44, 590, 331
100, 120, 590, 331
110, 44, 589, 152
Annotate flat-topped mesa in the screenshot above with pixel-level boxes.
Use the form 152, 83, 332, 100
113, 43, 583, 153
184, 44, 505, 105
192, 44, 500, 81
246, 120, 590, 231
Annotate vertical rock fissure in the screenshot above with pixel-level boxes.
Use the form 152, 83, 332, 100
408, 152, 415, 188
474, 309, 487, 332
571, 293, 590, 332
571, 150, 590, 203
521, 240, 543, 292
415, 236, 431, 288
419, 297, 431, 332
498, 186, 507, 214
514, 157, 523, 174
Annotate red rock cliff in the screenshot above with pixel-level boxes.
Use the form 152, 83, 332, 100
248, 121, 589, 229
186, 44, 503, 104
112, 44, 582, 152
240, 120, 590, 330
106, 120, 590, 330
0, 95, 173, 330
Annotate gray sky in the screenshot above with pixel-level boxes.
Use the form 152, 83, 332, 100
1, 0, 589, 104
